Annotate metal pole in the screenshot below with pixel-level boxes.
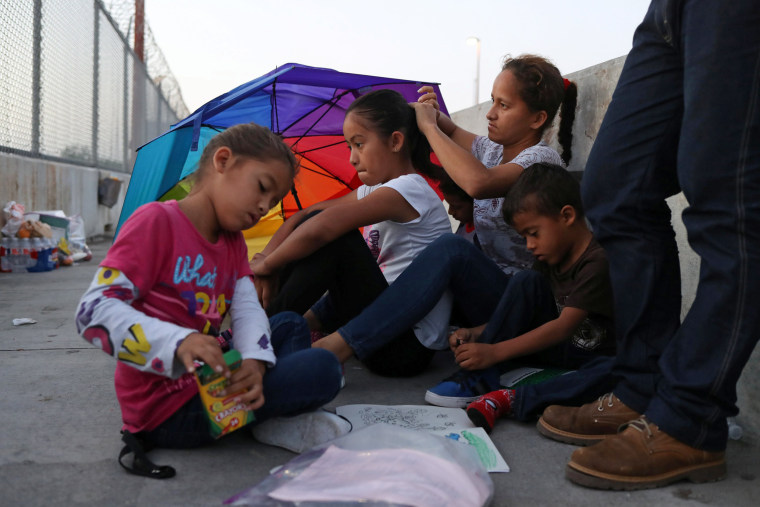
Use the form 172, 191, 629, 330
31, 0, 42, 156
92, 2, 100, 166
131, 0, 146, 168
134, 0, 144, 62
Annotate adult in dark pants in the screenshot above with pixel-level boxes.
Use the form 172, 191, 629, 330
534, 0, 760, 490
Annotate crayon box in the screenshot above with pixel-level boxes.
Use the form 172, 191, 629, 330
194, 349, 255, 438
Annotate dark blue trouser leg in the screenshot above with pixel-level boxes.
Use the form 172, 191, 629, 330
513, 357, 618, 422
253, 312, 342, 421
582, 0, 760, 451
142, 312, 341, 448
338, 234, 510, 359
480, 270, 598, 369
480, 270, 557, 346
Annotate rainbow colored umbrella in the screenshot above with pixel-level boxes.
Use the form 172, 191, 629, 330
117, 63, 448, 255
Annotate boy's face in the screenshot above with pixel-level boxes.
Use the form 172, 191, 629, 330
512, 208, 573, 268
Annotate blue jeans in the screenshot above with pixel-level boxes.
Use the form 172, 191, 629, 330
339, 234, 510, 360
543, 0, 760, 451
141, 312, 342, 448
482, 270, 604, 370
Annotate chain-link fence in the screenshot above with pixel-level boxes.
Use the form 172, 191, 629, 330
0, 0, 189, 174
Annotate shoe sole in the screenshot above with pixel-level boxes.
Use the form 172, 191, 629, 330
466, 407, 493, 434
536, 416, 610, 446
565, 459, 727, 491
424, 390, 477, 408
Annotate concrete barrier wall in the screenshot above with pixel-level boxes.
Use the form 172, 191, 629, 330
452, 56, 759, 442
0, 152, 129, 239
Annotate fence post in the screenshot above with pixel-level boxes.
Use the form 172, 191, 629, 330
31, 0, 42, 156
92, 1, 100, 166
123, 44, 129, 172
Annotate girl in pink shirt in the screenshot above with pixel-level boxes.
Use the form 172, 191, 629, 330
76, 123, 346, 477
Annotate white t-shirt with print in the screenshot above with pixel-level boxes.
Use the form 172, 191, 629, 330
471, 137, 564, 274
357, 173, 454, 349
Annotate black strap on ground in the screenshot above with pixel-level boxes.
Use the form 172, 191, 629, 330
118, 430, 176, 479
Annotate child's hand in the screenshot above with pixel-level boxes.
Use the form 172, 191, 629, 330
222, 359, 267, 411
455, 342, 496, 371
251, 253, 279, 308
176, 332, 228, 377
253, 274, 278, 310
250, 252, 274, 276
449, 327, 477, 350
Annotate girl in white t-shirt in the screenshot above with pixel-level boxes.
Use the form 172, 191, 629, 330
315, 54, 580, 396
251, 89, 452, 377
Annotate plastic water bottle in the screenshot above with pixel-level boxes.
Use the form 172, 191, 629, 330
0, 237, 10, 273
727, 417, 743, 440
20, 237, 34, 269
9, 237, 27, 273
29, 237, 41, 268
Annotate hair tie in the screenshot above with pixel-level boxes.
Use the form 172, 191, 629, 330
563, 78, 571, 91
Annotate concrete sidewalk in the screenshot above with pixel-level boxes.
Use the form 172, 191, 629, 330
1, 239, 758, 506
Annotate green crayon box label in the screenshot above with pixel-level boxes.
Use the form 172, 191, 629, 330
194, 349, 255, 438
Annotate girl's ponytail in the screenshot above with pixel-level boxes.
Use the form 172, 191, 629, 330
558, 80, 577, 165
405, 112, 444, 180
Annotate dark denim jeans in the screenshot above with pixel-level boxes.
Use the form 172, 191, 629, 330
141, 312, 342, 449
483, 270, 605, 371
533, 0, 760, 451
267, 227, 389, 329
267, 222, 430, 377
339, 233, 511, 358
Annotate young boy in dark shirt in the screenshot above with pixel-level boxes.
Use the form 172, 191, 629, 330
425, 164, 614, 431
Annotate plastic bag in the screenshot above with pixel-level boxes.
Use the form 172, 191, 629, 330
2, 201, 25, 237
67, 215, 92, 261
225, 424, 494, 507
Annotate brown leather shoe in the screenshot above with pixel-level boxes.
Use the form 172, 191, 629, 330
537, 393, 640, 445
566, 416, 726, 490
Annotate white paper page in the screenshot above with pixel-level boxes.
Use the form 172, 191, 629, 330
336, 404, 509, 473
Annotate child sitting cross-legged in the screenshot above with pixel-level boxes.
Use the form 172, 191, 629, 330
423, 163, 615, 433
75, 124, 347, 476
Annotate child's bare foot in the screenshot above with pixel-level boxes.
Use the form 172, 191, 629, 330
312, 332, 354, 363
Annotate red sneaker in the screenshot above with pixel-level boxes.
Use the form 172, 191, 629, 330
466, 389, 515, 433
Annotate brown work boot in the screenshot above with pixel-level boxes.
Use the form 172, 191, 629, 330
566, 416, 726, 490
537, 393, 640, 445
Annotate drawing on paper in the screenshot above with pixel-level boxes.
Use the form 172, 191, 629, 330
350, 405, 464, 432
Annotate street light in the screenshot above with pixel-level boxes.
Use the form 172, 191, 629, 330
466, 36, 481, 105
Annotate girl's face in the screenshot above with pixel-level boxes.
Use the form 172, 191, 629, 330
443, 193, 474, 224
485, 70, 547, 147
343, 112, 401, 186
213, 152, 292, 232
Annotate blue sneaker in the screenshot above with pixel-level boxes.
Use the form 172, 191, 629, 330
424, 368, 501, 408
